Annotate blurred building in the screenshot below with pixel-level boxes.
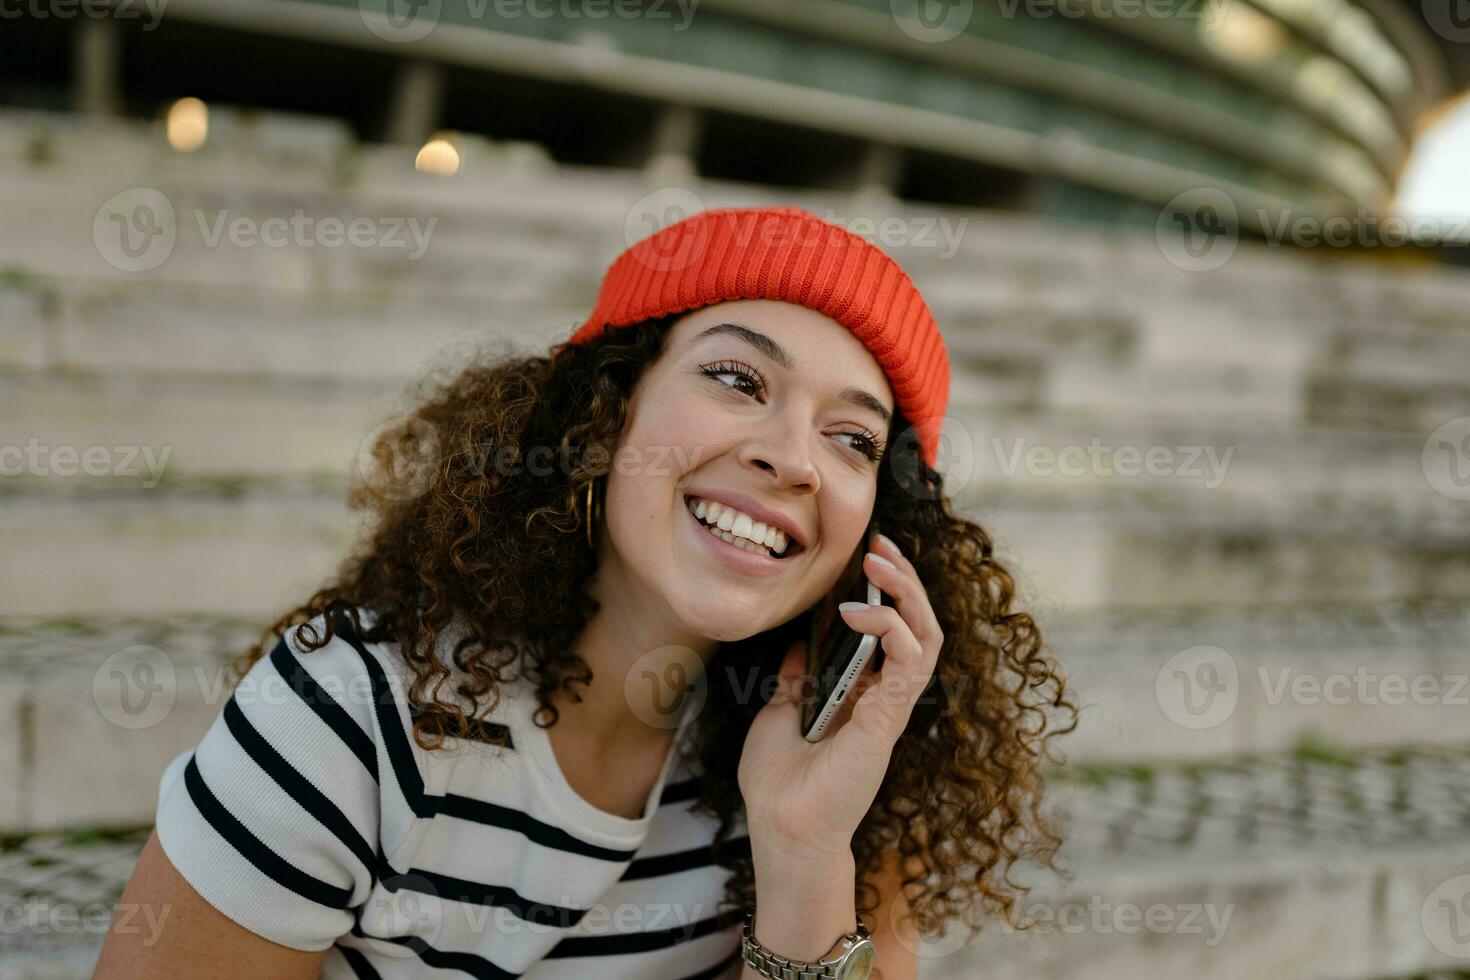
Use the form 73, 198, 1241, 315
4, 0, 1468, 234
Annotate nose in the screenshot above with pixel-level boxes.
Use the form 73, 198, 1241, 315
739, 413, 819, 493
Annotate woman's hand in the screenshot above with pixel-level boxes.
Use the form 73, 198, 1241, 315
737, 531, 945, 859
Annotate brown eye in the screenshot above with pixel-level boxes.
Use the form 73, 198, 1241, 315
700, 360, 765, 399
836, 431, 885, 462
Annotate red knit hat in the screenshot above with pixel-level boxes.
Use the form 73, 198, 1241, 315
562, 206, 950, 470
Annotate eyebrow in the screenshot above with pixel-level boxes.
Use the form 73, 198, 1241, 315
692, 322, 893, 426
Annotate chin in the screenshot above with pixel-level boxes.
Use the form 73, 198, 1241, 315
673, 595, 779, 645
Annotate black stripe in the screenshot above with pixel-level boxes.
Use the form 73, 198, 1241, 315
182, 753, 354, 909
333, 942, 382, 980
348, 918, 521, 980
406, 867, 588, 928
435, 795, 638, 862
621, 836, 749, 881
680, 947, 742, 980
328, 614, 428, 805
221, 697, 378, 884
344, 908, 739, 980
543, 908, 742, 958
271, 638, 379, 784
327, 611, 640, 863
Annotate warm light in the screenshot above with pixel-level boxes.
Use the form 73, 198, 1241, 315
165, 97, 208, 152
1203, 1, 1287, 64
415, 135, 460, 176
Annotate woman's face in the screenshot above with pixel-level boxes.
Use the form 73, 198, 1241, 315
601, 299, 895, 642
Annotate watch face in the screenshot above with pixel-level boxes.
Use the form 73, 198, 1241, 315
837, 943, 875, 980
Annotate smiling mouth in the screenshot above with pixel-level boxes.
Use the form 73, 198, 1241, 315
683, 494, 804, 560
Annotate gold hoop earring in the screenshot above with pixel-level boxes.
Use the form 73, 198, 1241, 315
585, 478, 600, 549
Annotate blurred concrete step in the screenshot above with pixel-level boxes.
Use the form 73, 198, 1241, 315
1053, 597, 1470, 763
14, 162, 1470, 339
4, 479, 1469, 617
0, 277, 582, 379
5, 746, 1470, 979
0, 482, 355, 618
968, 485, 1470, 610
0, 171, 602, 300
6, 348, 1465, 513
954, 411, 1453, 510
7, 106, 1470, 321
5, 276, 1465, 441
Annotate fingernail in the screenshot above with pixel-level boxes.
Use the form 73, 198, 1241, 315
838, 601, 868, 613
865, 552, 896, 570
875, 533, 898, 552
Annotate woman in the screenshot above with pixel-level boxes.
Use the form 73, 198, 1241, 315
96, 206, 1075, 979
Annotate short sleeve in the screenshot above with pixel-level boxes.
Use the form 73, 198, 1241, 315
155, 617, 384, 951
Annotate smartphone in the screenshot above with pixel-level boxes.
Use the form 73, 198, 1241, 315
800, 536, 894, 742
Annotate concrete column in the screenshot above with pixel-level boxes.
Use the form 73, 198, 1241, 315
385, 60, 446, 146
644, 103, 702, 183
72, 18, 122, 117
851, 141, 903, 200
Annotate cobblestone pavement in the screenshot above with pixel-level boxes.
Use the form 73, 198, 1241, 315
0, 829, 150, 917
0, 615, 259, 681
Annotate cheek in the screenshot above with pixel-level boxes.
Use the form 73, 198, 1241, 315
617, 392, 725, 478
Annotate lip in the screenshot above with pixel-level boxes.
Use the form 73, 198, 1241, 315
681, 487, 809, 552
682, 496, 796, 578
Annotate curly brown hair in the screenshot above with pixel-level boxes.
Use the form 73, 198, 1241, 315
223, 313, 1077, 946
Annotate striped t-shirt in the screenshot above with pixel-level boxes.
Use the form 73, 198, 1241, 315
155, 609, 748, 979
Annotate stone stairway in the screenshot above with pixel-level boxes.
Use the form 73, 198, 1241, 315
2, 105, 1469, 978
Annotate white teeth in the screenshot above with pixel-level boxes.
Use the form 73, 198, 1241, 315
685, 495, 794, 556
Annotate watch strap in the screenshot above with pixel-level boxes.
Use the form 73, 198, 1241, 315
740, 906, 870, 980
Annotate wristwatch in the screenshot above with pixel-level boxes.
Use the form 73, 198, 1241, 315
740, 905, 875, 980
